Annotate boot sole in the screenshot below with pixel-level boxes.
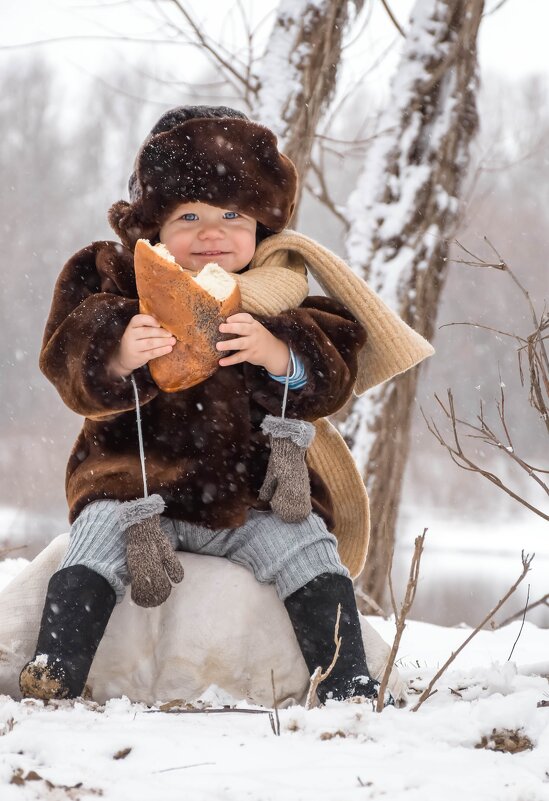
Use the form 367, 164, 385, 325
19, 660, 71, 701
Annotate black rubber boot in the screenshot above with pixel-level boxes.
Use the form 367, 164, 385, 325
284, 572, 392, 705
19, 565, 116, 701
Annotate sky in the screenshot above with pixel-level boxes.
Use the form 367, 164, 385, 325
1, 0, 548, 101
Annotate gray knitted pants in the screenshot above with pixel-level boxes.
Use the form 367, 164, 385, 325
59, 500, 349, 603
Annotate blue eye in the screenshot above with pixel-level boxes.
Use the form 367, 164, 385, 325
223, 211, 240, 219
180, 212, 198, 221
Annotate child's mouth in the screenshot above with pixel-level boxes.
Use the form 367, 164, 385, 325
195, 251, 228, 256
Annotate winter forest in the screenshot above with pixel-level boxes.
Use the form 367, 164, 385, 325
0, 1, 548, 800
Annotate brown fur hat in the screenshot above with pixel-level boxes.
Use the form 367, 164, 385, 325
108, 105, 298, 250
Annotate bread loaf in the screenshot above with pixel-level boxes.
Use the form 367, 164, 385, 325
134, 239, 242, 392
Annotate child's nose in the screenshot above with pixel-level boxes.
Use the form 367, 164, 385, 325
198, 224, 224, 239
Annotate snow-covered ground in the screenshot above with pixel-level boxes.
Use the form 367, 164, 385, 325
1, 558, 548, 801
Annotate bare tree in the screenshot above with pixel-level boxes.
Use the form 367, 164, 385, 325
252, 0, 365, 207
341, 0, 484, 605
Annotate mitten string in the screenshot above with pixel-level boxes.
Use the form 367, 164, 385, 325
281, 352, 292, 420
130, 373, 148, 499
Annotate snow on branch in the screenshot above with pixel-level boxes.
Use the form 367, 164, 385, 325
345, 0, 479, 305
341, 0, 482, 474
253, 0, 361, 150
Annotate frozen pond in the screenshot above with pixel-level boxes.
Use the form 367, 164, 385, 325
394, 508, 549, 628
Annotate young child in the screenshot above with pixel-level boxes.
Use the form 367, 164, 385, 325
20, 105, 432, 705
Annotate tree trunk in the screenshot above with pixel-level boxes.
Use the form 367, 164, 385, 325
253, 0, 363, 210
342, 0, 484, 605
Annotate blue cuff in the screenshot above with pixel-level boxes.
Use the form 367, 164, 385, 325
267, 348, 307, 389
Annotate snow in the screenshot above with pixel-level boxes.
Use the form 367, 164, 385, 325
1, 557, 548, 800
253, 0, 317, 143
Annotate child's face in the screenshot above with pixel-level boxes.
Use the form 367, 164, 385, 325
159, 201, 257, 273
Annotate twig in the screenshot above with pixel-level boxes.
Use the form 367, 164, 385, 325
0, 544, 27, 560
305, 603, 342, 709
411, 552, 534, 712
496, 592, 549, 628
483, 0, 512, 15
379, 0, 406, 37
270, 669, 280, 736
421, 391, 549, 520
354, 586, 388, 619
306, 158, 348, 228
376, 531, 426, 712
154, 762, 215, 773
507, 584, 530, 662
145, 706, 271, 715
386, 533, 398, 619
167, 0, 257, 94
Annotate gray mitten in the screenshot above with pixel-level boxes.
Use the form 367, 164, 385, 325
119, 494, 184, 607
259, 415, 316, 522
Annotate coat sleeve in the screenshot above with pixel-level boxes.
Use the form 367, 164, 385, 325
243, 295, 367, 421
40, 243, 159, 420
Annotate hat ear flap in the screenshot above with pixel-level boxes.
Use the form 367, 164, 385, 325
108, 200, 159, 251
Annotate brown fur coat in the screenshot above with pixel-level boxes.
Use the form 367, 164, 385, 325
41, 241, 366, 528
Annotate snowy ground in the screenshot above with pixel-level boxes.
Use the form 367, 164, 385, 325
1, 559, 548, 800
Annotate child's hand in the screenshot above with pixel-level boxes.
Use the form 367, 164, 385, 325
108, 314, 176, 379
217, 313, 291, 375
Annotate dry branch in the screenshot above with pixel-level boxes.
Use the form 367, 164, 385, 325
496, 591, 549, 629
0, 545, 27, 560
376, 531, 426, 712
354, 586, 388, 619
379, 0, 406, 37
411, 551, 534, 712
422, 390, 549, 521
305, 603, 342, 709
421, 237, 549, 520
507, 584, 530, 662
270, 669, 280, 736
167, 0, 256, 95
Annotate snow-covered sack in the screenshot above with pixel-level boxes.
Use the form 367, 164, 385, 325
0, 535, 406, 705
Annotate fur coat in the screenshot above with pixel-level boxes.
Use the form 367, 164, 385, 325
41, 241, 366, 529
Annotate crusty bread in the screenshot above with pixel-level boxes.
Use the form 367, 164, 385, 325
134, 239, 242, 392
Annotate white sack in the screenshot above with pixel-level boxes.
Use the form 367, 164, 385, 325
0, 534, 407, 706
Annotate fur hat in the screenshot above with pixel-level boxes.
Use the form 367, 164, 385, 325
108, 105, 298, 250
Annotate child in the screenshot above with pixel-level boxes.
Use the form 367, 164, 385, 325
20, 105, 433, 705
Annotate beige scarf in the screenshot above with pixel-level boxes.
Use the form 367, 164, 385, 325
234, 230, 434, 577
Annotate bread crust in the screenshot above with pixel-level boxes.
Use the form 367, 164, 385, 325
134, 239, 241, 392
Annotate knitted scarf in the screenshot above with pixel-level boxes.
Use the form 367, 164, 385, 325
235, 230, 435, 578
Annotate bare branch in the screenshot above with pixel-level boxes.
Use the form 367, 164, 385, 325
270, 669, 280, 736
496, 592, 549, 628
376, 531, 426, 712
0, 34, 195, 50
379, 0, 406, 37
167, 0, 257, 95
305, 603, 342, 709
354, 586, 388, 619
421, 393, 549, 520
483, 0, 512, 16
507, 584, 530, 662
411, 552, 535, 711
306, 159, 348, 228
0, 545, 27, 560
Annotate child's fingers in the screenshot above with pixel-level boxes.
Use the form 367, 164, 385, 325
145, 343, 175, 360
219, 351, 247, 367
224, 313, 255, 324
130, 314, 161, 328
133, 327, 175, 342
219, 320, 255, 335
216, 336, 249, 352
137, 336, 177, 352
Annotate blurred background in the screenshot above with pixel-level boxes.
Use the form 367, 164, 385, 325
1, 0, 547, 628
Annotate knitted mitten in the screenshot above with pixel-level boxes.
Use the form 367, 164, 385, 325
259, 415, 315, 522
119, 494, 184, 607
